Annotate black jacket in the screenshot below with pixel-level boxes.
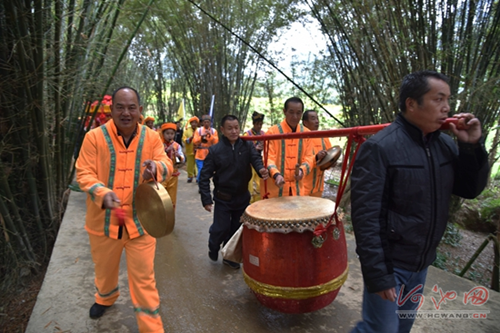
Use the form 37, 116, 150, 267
351, 114, 489, 293
199, 135, 264, 206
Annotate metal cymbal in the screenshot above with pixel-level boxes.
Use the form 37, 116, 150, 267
135, 181, 175, 238
317, 145, 342, 171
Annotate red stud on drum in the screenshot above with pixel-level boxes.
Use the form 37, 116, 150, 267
241, 196, 348, 313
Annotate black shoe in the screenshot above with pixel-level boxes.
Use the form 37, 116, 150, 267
89, 303, 110, 319
208, 250, 218, 262
223, 259, 240, 269
187, 178, 193, 183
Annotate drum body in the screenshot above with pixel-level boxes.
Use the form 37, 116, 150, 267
241, 196, 348, 313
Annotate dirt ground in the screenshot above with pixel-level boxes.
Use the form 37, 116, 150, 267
0, 268, 47, 333
437, 229, 496, 288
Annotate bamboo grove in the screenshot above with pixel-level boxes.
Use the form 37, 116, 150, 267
1, 0, 500, 292
307, 0, 500, 169
0, 0, 155, 290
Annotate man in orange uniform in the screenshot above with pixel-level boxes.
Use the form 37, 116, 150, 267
182, 116, 199, 183
160, 122, 185, 209
193, 114, 218, 183
243, 111, 265, 203
265, 97, 315, 198
302, 110, 330, 197
76, 87, 172, 333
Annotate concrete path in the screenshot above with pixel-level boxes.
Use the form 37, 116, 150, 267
27, 170, 499, 332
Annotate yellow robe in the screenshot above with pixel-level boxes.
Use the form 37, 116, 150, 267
243, 129, 264, 203
303, 137, 333, 197
182, 126, 198, 178
265, 120, 315, 198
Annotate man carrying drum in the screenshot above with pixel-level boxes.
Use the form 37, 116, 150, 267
199, 115, 269, 269
265, 97, 315, 198
351, 71, 489, 333
76, 87, 172, 332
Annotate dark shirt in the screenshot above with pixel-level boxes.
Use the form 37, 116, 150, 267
175, 129, 183, 147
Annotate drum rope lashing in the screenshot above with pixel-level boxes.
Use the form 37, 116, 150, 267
313, 128, 366, 240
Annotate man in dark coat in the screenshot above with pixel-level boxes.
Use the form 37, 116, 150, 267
351, 70, 489, 333
199, 115, 269, 269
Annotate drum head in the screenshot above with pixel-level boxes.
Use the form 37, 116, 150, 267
317, 145, 342, 170
243, 196, 335, 233
135, 182, 175, 238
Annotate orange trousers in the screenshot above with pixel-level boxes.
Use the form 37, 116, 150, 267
88, 230, 163, 333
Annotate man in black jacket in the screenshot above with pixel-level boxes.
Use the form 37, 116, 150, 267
199, 115, 269, 269
351, 70, 489, 333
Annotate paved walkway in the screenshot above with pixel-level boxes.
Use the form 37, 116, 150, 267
27, 170, 499, 332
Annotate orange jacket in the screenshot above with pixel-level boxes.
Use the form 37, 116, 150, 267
193, 127, 218, 160
302, 137, 332, 196
266, 120, 315, 197
76, 120, 173, 239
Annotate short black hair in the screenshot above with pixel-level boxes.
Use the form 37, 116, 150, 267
220, 114, 239, 127
399, 71, 449, 112
302, 109, 316, 122
284, 97, 304, 111
112, 86, 141, 105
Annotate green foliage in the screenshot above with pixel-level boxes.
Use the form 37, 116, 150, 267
432, 252, 449, 270
325, 178, 340, 186
479, 197, 500, 223
441, 223, 463, 247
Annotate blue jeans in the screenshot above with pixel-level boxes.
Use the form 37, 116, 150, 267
195, 159, 204, 183
352, 266, 428, 333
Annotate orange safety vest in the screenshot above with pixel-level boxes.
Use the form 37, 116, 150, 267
76, 120, 173, 239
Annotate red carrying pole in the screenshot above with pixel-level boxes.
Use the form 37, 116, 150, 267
241, 118, 459, 141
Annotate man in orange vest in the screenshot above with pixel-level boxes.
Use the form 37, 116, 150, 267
265, 97, 315, 198
302, 110, 330, 197
193, 114, 218, 183
76, 87, 172, 333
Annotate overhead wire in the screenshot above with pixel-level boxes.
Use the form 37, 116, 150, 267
185, 0, 345, 127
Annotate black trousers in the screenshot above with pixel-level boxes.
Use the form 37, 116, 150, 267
208, 190, 250, 253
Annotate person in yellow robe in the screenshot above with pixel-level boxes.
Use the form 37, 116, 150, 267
265, 97, 315, 198
243, 111, 265, 203
76, 87, 172, 333
193, 114, 219, 183
302, 110, 331, 197
182, 116, 199, 183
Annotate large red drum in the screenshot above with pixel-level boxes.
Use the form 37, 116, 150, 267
241, 196, 348, 313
